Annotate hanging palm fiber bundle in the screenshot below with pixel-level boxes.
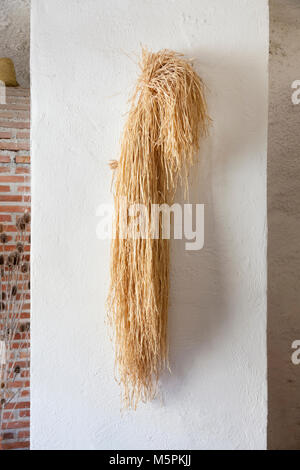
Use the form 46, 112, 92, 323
108, 48, 210, 408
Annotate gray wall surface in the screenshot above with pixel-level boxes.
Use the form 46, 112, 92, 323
0, 0, 30, 87
268, 0, 300, 450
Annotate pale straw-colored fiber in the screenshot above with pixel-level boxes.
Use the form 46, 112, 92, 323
108, 49, 210, 408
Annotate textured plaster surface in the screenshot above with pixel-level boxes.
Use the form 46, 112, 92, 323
31, 0, 268, 450
0, 0, 30, 87
268, 0, 300, 450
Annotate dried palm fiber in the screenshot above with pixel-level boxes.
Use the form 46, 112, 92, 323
108, 48, 210, 409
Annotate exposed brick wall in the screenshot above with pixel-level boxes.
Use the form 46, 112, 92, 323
0, 87, 30, 450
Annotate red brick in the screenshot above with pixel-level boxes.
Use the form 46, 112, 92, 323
20, 371, 30, 378
18, 351, 30, 358
0, 205, 28, 212
11, 343, 30, 350
16, 132, 30, 139
0, 111, 29, 119
1, 441, 29, 450
0, 112, 14, 118
7, 98, 30, 105
0, 167, 10, 173
3, 225, 16, 232
6, 87, 29, 93
7, 380, 30, 388
4, 380, 29, 391
4, 243, 21, 251
18, 430, 30, 439
15, 167, 30, 174
7, 242, 30, 252
17, 185, 30, 192
0, 132, 12, 139
5, 96, 29, 101
0, 142, 30, 151
22, 303, 30, 310
2, 432, 14, 440
0, 155, 11, 163
9, 332, 29, 341
0, 104, 29, 111
0, 92, 31, 446
16, 156, 30, 164
0, 121, 30, 129
0, 214, 11, 221
5, 88, 29, 97
0, 194, 22, 202
0, 175, 26, 183
2, 283, 30, 292
2, 420, 29, 430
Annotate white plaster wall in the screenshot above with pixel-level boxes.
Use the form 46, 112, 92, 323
31, 0, 269, 450
0, 0, 30, 87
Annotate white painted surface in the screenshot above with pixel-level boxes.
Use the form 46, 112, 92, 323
31, 0, 269, 450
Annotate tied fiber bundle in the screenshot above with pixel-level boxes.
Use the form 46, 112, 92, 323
108, 49, 210, 408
